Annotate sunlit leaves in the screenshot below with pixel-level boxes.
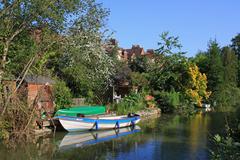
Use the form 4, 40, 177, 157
185, 64, 211, 107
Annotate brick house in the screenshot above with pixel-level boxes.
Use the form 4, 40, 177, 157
118, 45, 154, 61
105, 39, 155, 62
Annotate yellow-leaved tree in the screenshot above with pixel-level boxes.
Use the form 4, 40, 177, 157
185, 64, 211, 107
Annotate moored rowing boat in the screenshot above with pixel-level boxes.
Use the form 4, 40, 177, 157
56, 114, 140, 132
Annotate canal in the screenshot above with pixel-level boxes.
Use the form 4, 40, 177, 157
0, 111, 227, 160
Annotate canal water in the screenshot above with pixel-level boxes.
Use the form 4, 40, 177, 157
0, 111, 227, 160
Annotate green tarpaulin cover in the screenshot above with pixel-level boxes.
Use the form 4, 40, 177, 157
55, 106, 106, 117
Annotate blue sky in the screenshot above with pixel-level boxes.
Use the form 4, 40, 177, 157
97, 0, 240, 57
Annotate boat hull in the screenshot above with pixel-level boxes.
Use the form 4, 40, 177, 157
57, 115, 140, 132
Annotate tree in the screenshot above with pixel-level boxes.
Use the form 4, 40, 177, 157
190, 51, 209, 74
0, 0, 95, 108
149, 32, 187, 92
206, 40, 224, 95
0, 0, 112, 141
156, 32, 182, 55
231, 33, 240, 58
58, 3, 115, 100
148, 32, 189, 112
0, 0, 85, 80
185, 64, 211, 107
222, 47, 238, 86
129, 56, 148, 73
212, 47, 240, 107
231, 34, 240, 86
130, 72, 149, 90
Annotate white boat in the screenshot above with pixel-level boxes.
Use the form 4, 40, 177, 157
202, 103, 211, 108
56, 114, 140, 132
59, 126, 141, 150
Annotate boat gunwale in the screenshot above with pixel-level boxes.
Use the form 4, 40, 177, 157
56, 115, 140, 124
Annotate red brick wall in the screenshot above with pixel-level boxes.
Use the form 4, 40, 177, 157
27, 84, 54, 112
27, 84, 41, 104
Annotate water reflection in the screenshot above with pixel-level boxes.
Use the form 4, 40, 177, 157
59, 126, 141, 150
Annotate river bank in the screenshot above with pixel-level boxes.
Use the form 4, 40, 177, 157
136, 107, 161, 120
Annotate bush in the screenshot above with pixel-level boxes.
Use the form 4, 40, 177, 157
112, 91, 147, 115
0, 118, 10, 140
153, 90, 180, 113
0, 98, 35, 146
211, 107, 240, 159
53, 80, 72, 111
213, 84, 240, 108
130, 72, 149, 90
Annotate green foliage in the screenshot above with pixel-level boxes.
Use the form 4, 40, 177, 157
147, 32, 197, 113
231, 34, 240, 87
192, 38, 240, 108
0, 0, 90, 76
190, 51, 209, 74
211, 107, 240, 159
211, 136, 240, 160
207, 40, 224, 96
32, 51, 57, 75
222, 47, 238, 86
53, 80, 72, 110
130, 72, 149, 89
148, 32, 187, 93
0, 0, 109, 96
148, 52, 187, 92
153, 90, 180, 113
113, 63, 132, 96
156, 32, 182, 55
0, 99, 34, 144
214, 47, 240, 107
129, 56, 148, 73
6, 31, 36, 76
112, 92, 147, 115
57, 4, 115, 99
0, 118, 10, 140
214, 84, 240, 108
231, 33, 240, 57
189, 39, 240, 109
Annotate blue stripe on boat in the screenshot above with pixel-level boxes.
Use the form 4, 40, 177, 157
56, 116, 140, 124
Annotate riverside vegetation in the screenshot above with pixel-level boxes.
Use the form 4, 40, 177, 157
0, 0, 240, 158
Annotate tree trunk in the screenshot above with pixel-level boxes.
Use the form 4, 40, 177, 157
0, 41, 10, 107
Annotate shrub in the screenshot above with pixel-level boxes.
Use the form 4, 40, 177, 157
214, 84, 240, 108
53, 80, 72, 111
153, 90, 180, 113
130, 72, 149, 90
112, 91, 147, 115
0, 118, 10, 140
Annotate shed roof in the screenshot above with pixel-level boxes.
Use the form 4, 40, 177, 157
24, 75, 55, 85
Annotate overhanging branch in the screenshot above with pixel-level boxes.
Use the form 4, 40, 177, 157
0, 0, 20, 18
